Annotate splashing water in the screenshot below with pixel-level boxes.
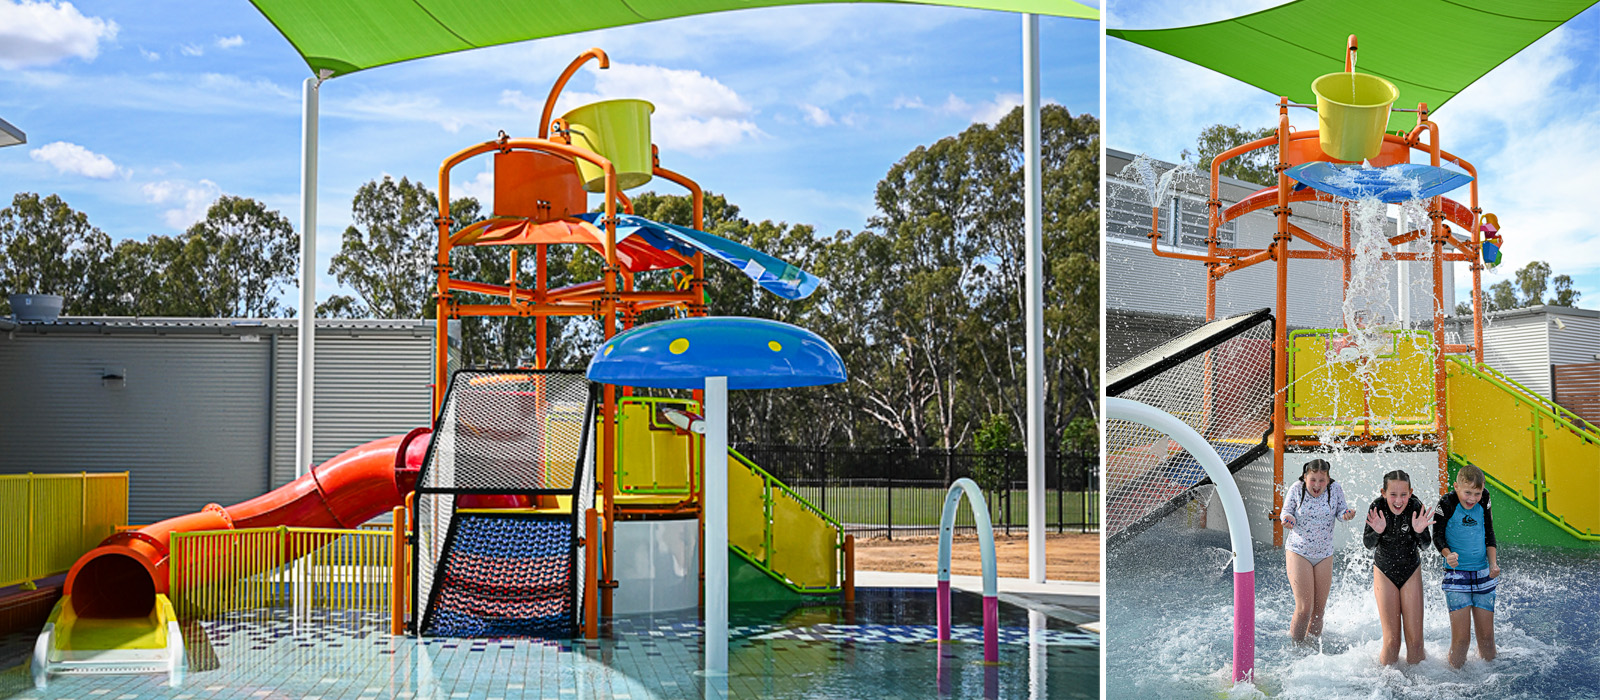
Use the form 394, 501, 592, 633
1106, 163, 1598, 699
1108, 520, 1591, 700
1118, 154, 1199, 209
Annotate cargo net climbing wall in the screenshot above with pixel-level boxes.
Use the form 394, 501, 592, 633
413, 369, 596, 637
1106, 309, 1275, 546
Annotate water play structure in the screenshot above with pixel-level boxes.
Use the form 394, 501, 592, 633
30, 47, 857, 686
1108, 35, 1600, 554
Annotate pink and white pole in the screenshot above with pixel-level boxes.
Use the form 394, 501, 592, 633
936, 478, 999, 664
1107, 397, 1256, 683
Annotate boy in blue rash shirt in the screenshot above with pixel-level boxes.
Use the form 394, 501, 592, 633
1433, 462, 1499, 669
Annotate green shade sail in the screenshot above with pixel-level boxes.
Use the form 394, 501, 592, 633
1109, 0, 1597, 131
248, 0, 1097, 78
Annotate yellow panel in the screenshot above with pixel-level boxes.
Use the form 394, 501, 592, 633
727, 454, 767, 561
1541, 421, 1600, 535
30, 475, 85, 578
1291, 332, 1436, 428
1288, 335, 1363, 423
82, 474, 129, 554
0, 476, 29, 586
615, 399, 696, 494
1447, 365, 1540, 502
1370, 335, 1434, 421
768, 490, 837, 589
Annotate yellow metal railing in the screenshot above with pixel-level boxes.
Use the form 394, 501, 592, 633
0, 472, 128, 588
169, 526, 396, 621
1446, 358, 1600, 540
728, 449, 842, 593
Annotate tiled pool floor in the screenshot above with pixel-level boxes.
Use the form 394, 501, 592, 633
1, 589, 1098, 699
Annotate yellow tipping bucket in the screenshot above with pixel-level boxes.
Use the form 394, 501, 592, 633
562, 99, 655, 193
1312, 72, 1398, 162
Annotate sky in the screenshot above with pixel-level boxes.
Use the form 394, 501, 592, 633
1106, 0, 1600, 310
0, 0, 1098, 310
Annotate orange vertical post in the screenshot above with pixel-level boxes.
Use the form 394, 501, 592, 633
1418, 106, 1451, 493
584, 508, 599, 638
434, 164, 455, 416
843, 534, 856, 605
600, 167, 620, 621
1272, 98, 1291, 547
536, 244, 548, 369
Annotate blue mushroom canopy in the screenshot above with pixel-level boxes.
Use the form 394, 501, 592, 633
586, 317, 846, 390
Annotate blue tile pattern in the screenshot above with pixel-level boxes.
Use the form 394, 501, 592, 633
0, 589, 1098, 700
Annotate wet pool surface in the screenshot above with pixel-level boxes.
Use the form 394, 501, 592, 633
1108, 522, 1600, 699
2, 588, 1098, 699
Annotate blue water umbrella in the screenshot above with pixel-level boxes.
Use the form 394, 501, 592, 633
1285, 161, 1473, 204
587, 316, 844, 677
575, 213, 822, 301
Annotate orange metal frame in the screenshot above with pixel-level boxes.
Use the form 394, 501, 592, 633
429, 49, 709, 637
1152, 37, 1490, 546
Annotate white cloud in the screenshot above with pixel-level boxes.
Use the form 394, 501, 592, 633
1440, 27, 1600, 299
893, 91, 1041, 125
29, 141, 119, 178
139, 47, 159, 61
545, 62, 764, 156
454, 167, 495, 206
214, 35, 244, 50
0, 0, 118, 69
142, 179, 222, 230
970, 93, 1023, 125
180, 44, 203, 57
799, 103, 834, 127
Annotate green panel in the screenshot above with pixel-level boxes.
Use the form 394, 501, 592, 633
249, 0, 1095, 77
1108, 0, 1597, 131
728, 549, 811, 604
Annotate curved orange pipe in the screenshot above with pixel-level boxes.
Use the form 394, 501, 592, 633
540, 49, 609, 140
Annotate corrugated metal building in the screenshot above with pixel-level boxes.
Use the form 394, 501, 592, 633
0, 318, 441, 524
1480, 305, 1600, 399
1106, 148, 1453, 364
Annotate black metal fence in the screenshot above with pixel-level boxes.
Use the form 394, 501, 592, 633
732, 444, 1099, 538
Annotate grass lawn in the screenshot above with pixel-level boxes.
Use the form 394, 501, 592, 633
779, 484, 1098, 529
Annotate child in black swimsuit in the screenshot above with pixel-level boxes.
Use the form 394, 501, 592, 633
1363, 469, 1436, 666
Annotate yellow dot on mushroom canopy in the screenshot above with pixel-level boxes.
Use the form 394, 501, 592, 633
768, 340, 782, 352
669, 338, 690, 355
603, 344, 614, 356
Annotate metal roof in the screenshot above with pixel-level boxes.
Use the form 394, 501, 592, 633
5, 317, 438, 336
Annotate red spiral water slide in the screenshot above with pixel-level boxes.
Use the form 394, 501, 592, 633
63, 428, 434, 619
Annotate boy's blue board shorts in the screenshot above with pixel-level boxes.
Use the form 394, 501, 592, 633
1441, 568, 1497, 612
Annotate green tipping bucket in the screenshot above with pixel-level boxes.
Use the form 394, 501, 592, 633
562, 99, 655, 193
1312, 72, 1398, 162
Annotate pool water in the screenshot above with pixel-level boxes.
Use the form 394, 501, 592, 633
1108, 521, 1600, 699
1, 588, 1097, 700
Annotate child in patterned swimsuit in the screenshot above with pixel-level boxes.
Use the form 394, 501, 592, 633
1279, 458, 1355, 643
1433, 462, 1499, 669
1364, 469, 1436, 666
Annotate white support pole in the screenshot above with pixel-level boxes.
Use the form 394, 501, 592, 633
703, 376, 729, 676
1022, 13, 1046, 584
294, 75, 322, 481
